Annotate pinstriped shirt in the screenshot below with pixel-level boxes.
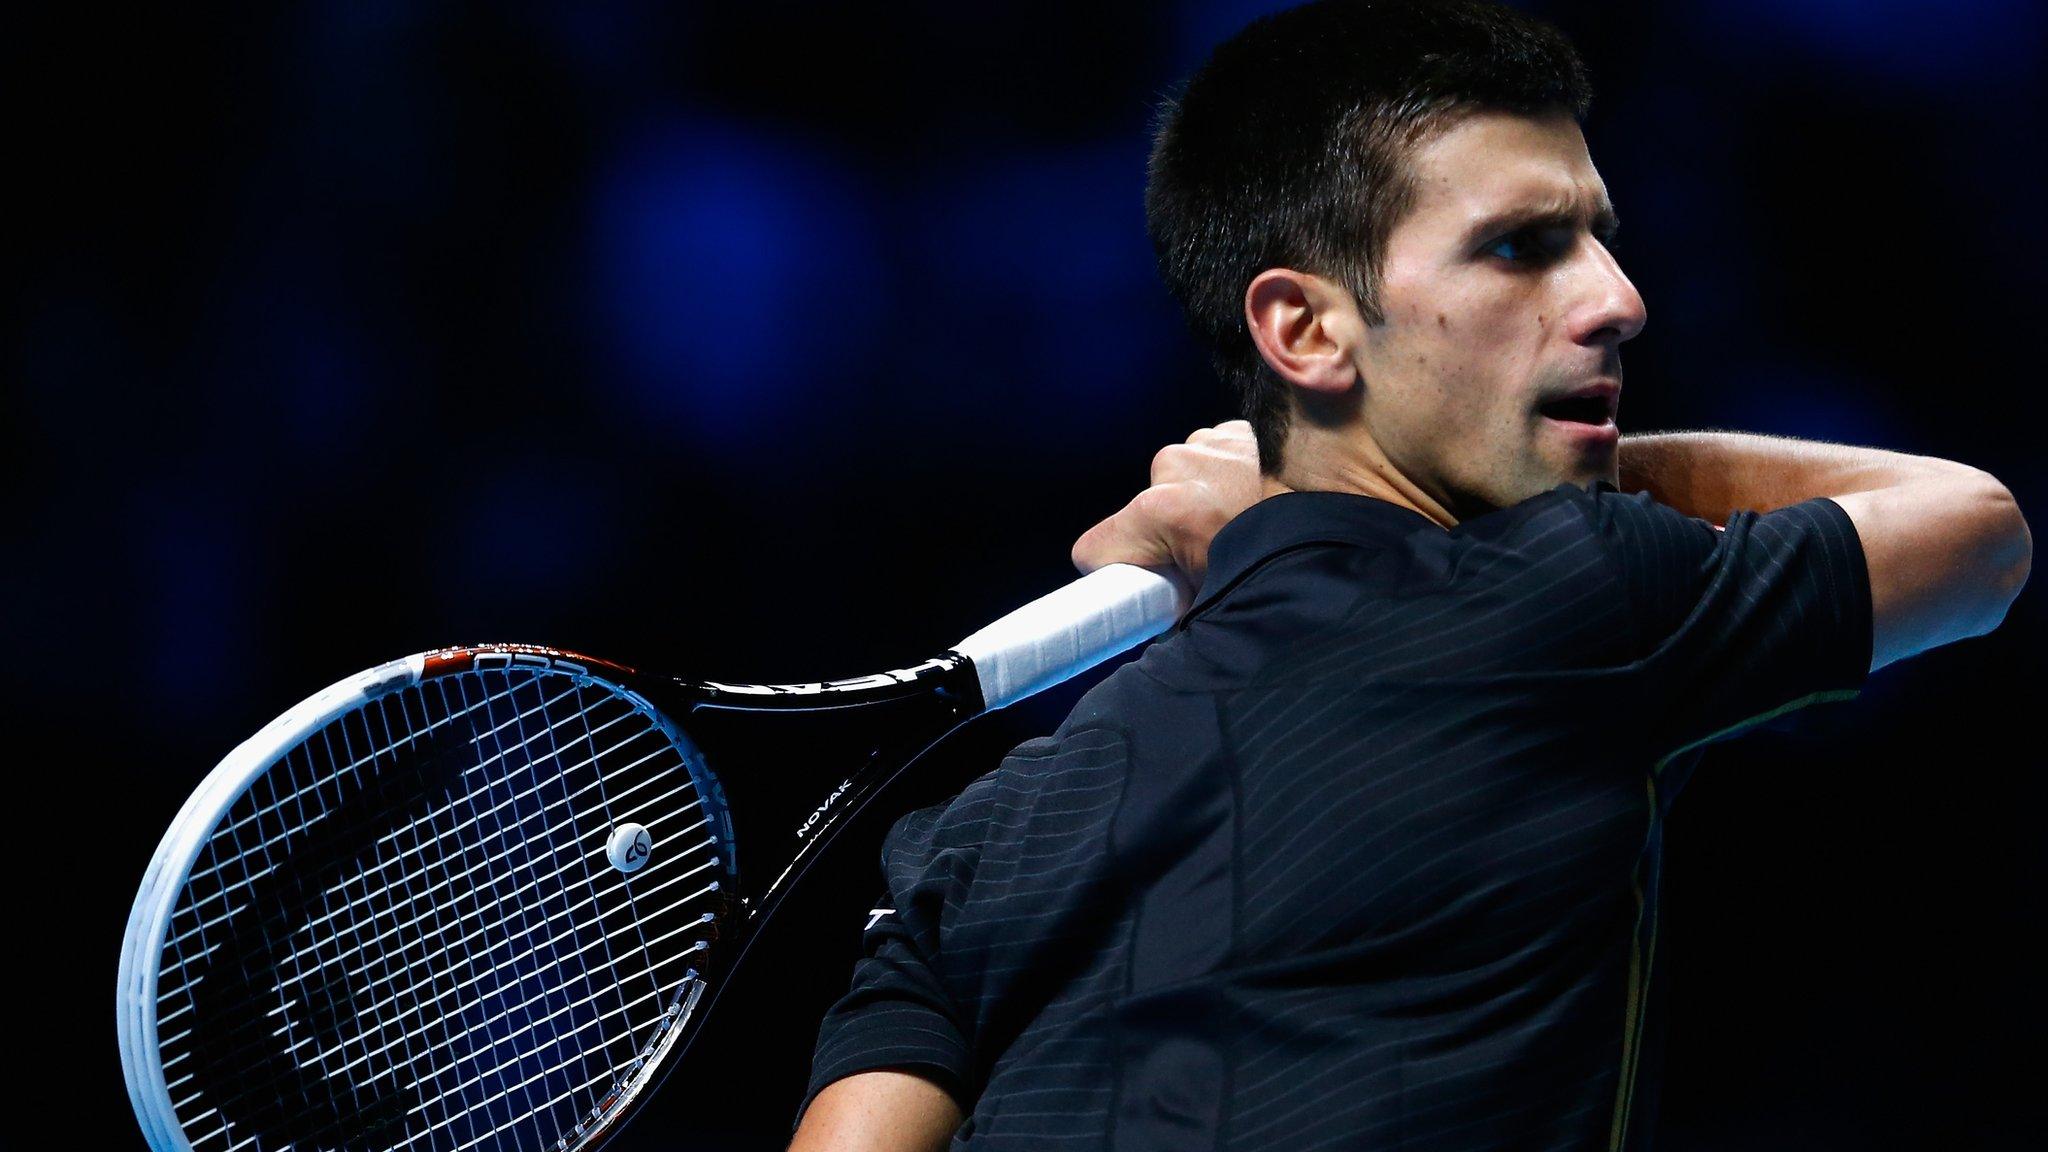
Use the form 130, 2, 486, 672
801, 479, 1872, 1150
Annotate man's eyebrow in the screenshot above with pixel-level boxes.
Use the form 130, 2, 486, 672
1460, 196, 1621, 245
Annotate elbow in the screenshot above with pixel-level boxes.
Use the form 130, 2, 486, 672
1973, 476, 2031, 633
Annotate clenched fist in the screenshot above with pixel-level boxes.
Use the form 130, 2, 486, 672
1071, 420, 1265, 585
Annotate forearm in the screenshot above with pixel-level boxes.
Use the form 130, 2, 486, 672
1615, 430, 1991, 523
789, 1070, 963, 1152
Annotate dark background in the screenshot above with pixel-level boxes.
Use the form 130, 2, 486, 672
15, 1, 2043, 1147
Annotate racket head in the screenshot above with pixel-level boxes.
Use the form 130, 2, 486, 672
118, 645, 737, 1152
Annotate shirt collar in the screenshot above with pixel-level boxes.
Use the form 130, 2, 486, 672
1184, 490, 1442, 624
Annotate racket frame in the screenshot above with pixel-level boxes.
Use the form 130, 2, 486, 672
118, 646, 982, 1152
120, 654, 427, 1152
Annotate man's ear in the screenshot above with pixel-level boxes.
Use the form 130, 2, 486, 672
1245, 269, 1361, 397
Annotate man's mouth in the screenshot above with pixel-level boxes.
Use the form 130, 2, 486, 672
1537, 394, 1615, 426
1538, 382, 1620, 448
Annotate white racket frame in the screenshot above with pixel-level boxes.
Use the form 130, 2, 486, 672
119, 654, 428, 1152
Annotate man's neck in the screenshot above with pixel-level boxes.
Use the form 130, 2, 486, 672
1264, 424, 1457, 530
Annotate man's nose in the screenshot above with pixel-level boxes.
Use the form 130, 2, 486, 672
1567, 239, 1647, 347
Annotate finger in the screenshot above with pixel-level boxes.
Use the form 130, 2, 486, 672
1138, 484, 1221, 583
1208, 436, 1258, 464
1150, 442, 1199, 485
1152, 442, 1243, 483
1071, 491, 1175, 575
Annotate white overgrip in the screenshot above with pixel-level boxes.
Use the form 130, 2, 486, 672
952, 563, 1191, 713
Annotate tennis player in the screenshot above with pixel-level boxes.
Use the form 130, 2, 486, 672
790, 2, 2032, 1148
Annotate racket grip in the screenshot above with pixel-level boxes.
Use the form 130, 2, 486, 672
952, 563, 1192, 713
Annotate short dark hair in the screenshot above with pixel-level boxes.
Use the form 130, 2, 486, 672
1145, 0, 1594, 474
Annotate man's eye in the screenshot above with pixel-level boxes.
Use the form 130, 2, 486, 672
1485, 228, 1561, 264
1486, 233, 1530, 262
1485, 225, 1622, 264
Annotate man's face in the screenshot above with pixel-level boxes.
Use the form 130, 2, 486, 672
1352, 108, 1645, 518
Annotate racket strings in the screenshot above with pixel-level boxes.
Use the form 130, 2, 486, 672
156, 666, 726, 1152
177, 706, 687, 1023
187, 674, 687, 1152
172, 674, 602, 974
278, 717, 685, 994
296, 676, 656, 1148
289, 767, 712, 1081
417, 671, 644, 1144
166, 694, 499, 1083
397, 671, 718, 1150
185, 685, 627, 1047
170, 689, 503, 1145
404, 672, 610, 1150
179, 673, 538, 899
306, 787, 705, 1033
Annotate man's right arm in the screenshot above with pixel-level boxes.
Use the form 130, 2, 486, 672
789, 1070, 963, 1152
1617, 430, 2032, 673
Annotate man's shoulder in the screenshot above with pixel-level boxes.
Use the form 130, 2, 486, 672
893, 673, 1151, 852
943, 654, 1199, 807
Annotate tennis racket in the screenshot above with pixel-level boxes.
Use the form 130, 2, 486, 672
118, 562, 1189, 1152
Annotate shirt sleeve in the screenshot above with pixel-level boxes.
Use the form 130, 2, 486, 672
795, 803, 978, 1129
1560, 479, 1874, 766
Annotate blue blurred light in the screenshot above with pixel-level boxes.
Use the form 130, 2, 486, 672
215, 286, 378, 462
1687, 0, 2041, 85
1167, 0, 1307, 77
584, 117, 890, 446
516, 1, 657, 80
305, 0, 423, 40
289, 3, 451, 216
141, 497, 254, 720
908, 141, 1178, 425
1713, 359, 1905, 449
444, 468, 620, 606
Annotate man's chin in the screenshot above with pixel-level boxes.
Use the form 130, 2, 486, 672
1559, 451, 1620, 487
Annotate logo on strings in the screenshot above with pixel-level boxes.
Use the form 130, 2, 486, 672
607, 823, 654, 874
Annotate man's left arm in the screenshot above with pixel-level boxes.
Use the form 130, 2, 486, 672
1615, 429, 2030, 673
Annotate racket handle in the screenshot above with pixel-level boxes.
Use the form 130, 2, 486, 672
953, 563, 1192, 713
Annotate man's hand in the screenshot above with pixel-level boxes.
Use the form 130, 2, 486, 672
1071, 420, 1264, 585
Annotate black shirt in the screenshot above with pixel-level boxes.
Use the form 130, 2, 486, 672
801, 479, 1872, 1150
